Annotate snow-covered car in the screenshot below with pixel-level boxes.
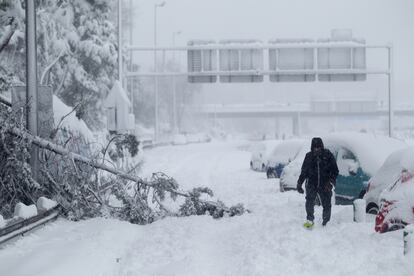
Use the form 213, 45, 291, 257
279, 144, 308, 191
279, 133, 407, 204
375, 153, 414, 233
265, 139, 304, 178
364, 148, 413, 214
250, 140, 280, 171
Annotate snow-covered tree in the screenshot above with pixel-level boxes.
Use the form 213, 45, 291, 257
0, 0, 24, 92
43, 0, 118, 128
0, 0, 119, 129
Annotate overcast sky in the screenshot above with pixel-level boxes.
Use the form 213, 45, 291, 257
130, 0, 414, 104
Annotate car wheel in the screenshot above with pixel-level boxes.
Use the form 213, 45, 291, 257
266, 168, 276, 179
250, 161, 253, 169
366, 203, 379, 214
388, 221, 406, 232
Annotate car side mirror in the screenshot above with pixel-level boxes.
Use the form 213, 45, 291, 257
349, 168, 357, 176
346, 160, 359, 176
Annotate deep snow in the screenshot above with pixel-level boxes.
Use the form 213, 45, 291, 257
0, 141, 412, 276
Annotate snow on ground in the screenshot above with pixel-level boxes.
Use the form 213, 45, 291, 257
0, 141, 413, 276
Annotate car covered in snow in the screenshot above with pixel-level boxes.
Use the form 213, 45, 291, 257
279, 133, 407, 204
250, 140, 280, 171
364, 148, 413, 214
279, 144, 308, 191
265, 139, 304, 178
375, 152, 414, 233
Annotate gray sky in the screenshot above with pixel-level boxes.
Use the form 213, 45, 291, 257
131, 0, 414, 104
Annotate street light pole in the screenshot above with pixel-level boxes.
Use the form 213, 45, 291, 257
172, 31, 181, 134
26, 0, 39, 180
118, 0, 123, 84
129, 0, 134, 109
388, 44, 394, 138
154, 1, 166, 141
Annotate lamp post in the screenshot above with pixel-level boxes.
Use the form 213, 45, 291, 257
118, 0, 123, 84
172, 30, 181, 134
154, 1, 166, 141
26, 0, 39, 180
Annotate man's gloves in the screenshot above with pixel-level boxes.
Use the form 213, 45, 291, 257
297, 183, 304, 194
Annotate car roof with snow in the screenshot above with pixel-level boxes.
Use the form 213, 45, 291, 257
323, 132, 407, 176
369, 147, 413, 187
251, 140, 280, 153
267, 139, 305, 164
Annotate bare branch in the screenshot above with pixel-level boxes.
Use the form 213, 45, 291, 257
40, 49, 66, 85
0, 20, 16, 54
49, 101, 82, 140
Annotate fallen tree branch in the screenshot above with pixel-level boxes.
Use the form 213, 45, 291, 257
3, 125, 247, 222
9, 127, 189, 197
40, 49, 66, 85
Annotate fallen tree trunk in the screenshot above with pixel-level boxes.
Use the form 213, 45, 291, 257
9, 127, 188, 198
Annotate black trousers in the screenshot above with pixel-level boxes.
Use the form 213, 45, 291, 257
305, 185, 332, 223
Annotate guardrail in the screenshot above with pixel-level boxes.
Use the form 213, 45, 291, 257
0, 94, 12, 107
0, 206, 61, 246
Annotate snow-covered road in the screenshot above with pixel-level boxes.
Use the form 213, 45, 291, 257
0, 141, 412, 276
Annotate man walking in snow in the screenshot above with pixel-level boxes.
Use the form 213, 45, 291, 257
297, 137, 339, 228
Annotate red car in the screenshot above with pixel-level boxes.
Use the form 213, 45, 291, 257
375, 167, 414, 233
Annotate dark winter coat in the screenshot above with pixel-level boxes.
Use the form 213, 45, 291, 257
297, 137, 339, 191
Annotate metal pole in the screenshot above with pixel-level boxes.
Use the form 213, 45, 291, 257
153, 2, 166, 141
172, 72, 177, 134
172, 31, 181, 134
129, 0, 134, 108
388, 45, 394, 137
118, 0, 123, 84
154, 4, 158, 141
26, 0, 39, 180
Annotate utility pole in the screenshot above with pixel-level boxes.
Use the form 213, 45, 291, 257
129, 0, 134, 109
26, 0, 39, 180
118, 0, 123, 85
388, 44, 394, 137
154, 1, 166, 141
172, 31, 181, 134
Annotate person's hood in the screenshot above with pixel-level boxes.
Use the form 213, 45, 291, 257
311, 137, 324, 151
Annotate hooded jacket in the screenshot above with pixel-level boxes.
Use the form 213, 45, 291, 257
297, 137, 339, 191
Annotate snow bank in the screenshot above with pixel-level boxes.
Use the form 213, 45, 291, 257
172, 134, 187, 145
14, 203, 38, 219
53, 96, 94, 141
404, 225, 414, 256
324, 132, 407, 176
36, 197, 58, 213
